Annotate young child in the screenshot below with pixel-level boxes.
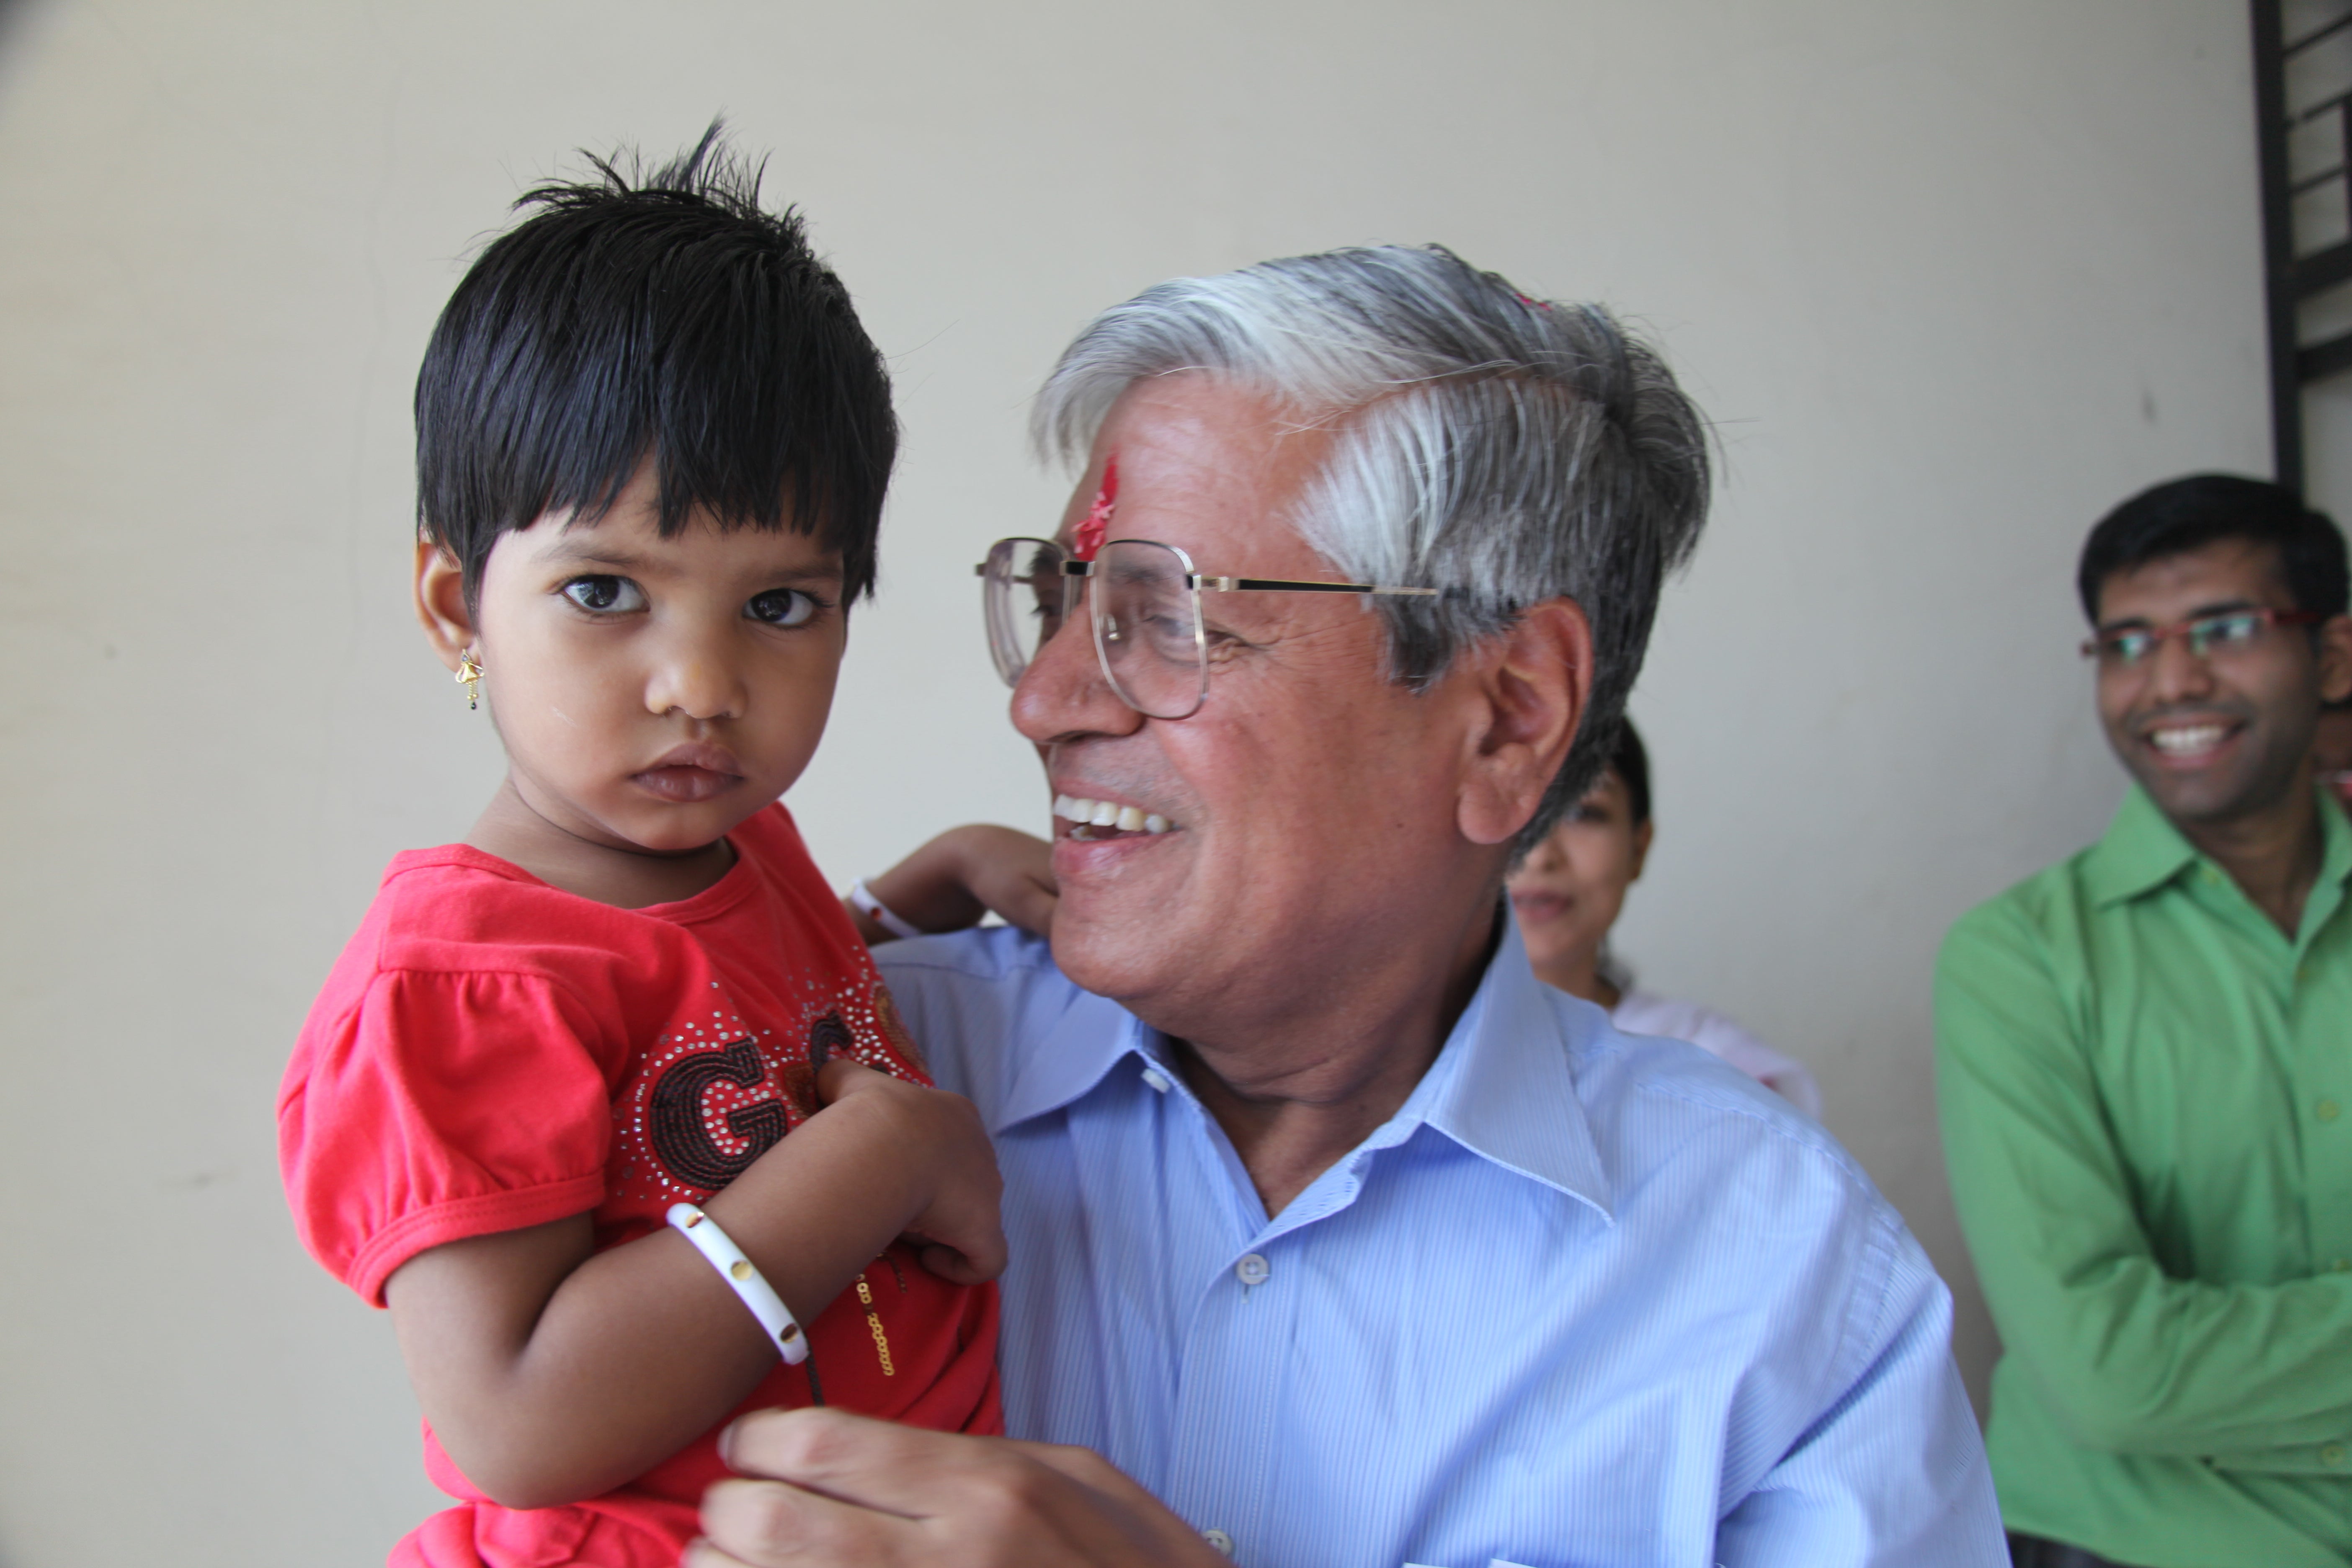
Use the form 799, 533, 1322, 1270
278, 131, 1003, 1568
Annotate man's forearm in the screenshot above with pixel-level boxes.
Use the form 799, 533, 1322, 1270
1938, 923, 2352, 1454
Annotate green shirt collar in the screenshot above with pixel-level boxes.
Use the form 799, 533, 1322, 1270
2085, 781, 2352, 914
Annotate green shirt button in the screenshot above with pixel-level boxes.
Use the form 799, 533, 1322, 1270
2334, 1258, 2352, 1273
2324, 1443, 2347, 1467
2320, 1101, 2342, 1123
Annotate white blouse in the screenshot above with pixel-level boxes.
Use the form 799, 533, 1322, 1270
1610, 989, 1824, 1119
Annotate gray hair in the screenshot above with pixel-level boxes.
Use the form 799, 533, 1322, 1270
1032, 243, 1711, 853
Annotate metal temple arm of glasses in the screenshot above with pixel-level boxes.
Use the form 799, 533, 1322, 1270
1041, 556, 1441, 596
1192, 576, 1442, 596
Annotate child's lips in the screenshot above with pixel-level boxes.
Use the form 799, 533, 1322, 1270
633, 766, 741, 802
633, 743, 745, 802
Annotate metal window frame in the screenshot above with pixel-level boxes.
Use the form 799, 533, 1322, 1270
2253, 0, 2352, 492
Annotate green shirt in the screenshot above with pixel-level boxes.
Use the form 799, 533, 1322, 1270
1938, 784, 2352, 1567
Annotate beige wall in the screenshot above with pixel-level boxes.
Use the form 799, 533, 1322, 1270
0, 2, 2269, 1560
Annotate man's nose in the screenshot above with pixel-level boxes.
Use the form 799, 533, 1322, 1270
2143, 630, 2218, 702
645, 626, 748, 722
1011, 608, 1143, 744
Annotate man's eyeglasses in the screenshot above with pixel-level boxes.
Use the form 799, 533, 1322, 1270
2079, 607, 2324, 668
977, 536, 1440, 720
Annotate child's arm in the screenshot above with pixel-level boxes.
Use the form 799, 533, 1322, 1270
844, 825, 1057, 944
384, 1059, 1001, 1510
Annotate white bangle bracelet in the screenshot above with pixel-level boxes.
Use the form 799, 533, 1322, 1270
848, 878, 925, 942
666, 1202, 809, 1365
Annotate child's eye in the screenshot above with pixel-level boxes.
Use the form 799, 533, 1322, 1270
746, 588, 820, 627
561, 575, 645, 614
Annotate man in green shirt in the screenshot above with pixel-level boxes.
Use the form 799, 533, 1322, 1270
1938, 474, 2352, 1568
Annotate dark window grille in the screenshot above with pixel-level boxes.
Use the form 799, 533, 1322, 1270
2254, 0, 2352, 490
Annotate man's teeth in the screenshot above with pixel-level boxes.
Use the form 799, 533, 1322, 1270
2151, 725, 2229, 756
1054, 794, 1173, 835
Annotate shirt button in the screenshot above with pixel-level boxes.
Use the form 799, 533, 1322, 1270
1235, 1253, 1271, 1286
2323, 1444, 2347, 1467
1203, 1528, 1234, 1555
1140, 1068, 1172, 1093
2334, 1258, 2352, 1273
2319, 1100, 2342, 1123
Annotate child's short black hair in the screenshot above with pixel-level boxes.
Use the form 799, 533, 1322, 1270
2076, 474, 2348, 624
415, 124, 895, 607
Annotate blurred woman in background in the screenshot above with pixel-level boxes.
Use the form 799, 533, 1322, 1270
1508, 720, 1823, 1117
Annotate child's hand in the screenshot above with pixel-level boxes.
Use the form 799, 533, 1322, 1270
847, 825, 1057, 943
817, 1058, 1006, 1284
949, 824, 1057, 936
389, 1055, 1008, 1509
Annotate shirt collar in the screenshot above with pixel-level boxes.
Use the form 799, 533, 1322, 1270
2082, 784, 2203, 908
2304, 788, 2352, 934
989, 978, 1142, 1135
988, 905, 1613, 1220
2084, 781, 2352, 911
1415, 910, 1613, 1218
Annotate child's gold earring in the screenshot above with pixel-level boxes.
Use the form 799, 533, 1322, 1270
455, 651, 483, 711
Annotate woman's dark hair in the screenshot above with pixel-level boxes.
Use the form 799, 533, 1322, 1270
2076, 474, 2348, 623
415, 123, 896, 607
1609, 717, 1652, 826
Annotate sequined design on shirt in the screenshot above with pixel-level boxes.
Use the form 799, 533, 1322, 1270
614, 973, 915, 1204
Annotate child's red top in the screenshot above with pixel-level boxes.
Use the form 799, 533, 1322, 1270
279, 802, 1000, 1568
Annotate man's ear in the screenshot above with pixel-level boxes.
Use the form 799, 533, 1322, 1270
2319, 613, 2352, 706
1455, 598, 1593, 847
414, 539, 478, 673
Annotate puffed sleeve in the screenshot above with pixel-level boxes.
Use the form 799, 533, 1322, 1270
280, 966, 616, 1305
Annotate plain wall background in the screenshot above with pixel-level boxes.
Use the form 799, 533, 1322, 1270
0, 2, 2279, 1560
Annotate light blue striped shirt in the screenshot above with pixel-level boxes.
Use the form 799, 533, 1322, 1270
879, 917, 2002, 1567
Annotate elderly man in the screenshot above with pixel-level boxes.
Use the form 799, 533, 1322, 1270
693, 246, 2001, 1566
1938, 475, 2352, 1568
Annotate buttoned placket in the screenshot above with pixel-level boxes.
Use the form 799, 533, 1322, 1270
2287, 862, 2352, 1349
1131, 1038, 1418, 1567
2185, 851, 2352, 1471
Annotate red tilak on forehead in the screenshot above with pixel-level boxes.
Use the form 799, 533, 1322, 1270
1073, 454, 1117, 562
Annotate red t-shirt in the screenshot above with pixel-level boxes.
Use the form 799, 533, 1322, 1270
280, 804, 1000, 1568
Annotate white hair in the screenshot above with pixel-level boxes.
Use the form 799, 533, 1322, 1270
1032, 244, 1711, 851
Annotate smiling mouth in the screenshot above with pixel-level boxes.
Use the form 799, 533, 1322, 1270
1510, 890, 1572, 923
1054, 792, 1178, 842
2143, 721, 2239, 761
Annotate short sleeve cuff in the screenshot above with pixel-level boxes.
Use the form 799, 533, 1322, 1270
347, 1171, 608, 1306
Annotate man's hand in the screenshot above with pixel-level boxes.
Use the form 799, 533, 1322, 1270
688, 1408, 1231, 1568
814, 1061, 1005, 1285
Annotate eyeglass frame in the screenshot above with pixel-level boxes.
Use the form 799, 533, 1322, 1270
975, 535, 1442, 719
2079, 606, 2325, 667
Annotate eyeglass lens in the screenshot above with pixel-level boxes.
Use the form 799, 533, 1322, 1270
981, 537, 1067, 687
980, 537, 1210, 719
1089, 539, 1209, 719
2097, 611, 2269, 666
